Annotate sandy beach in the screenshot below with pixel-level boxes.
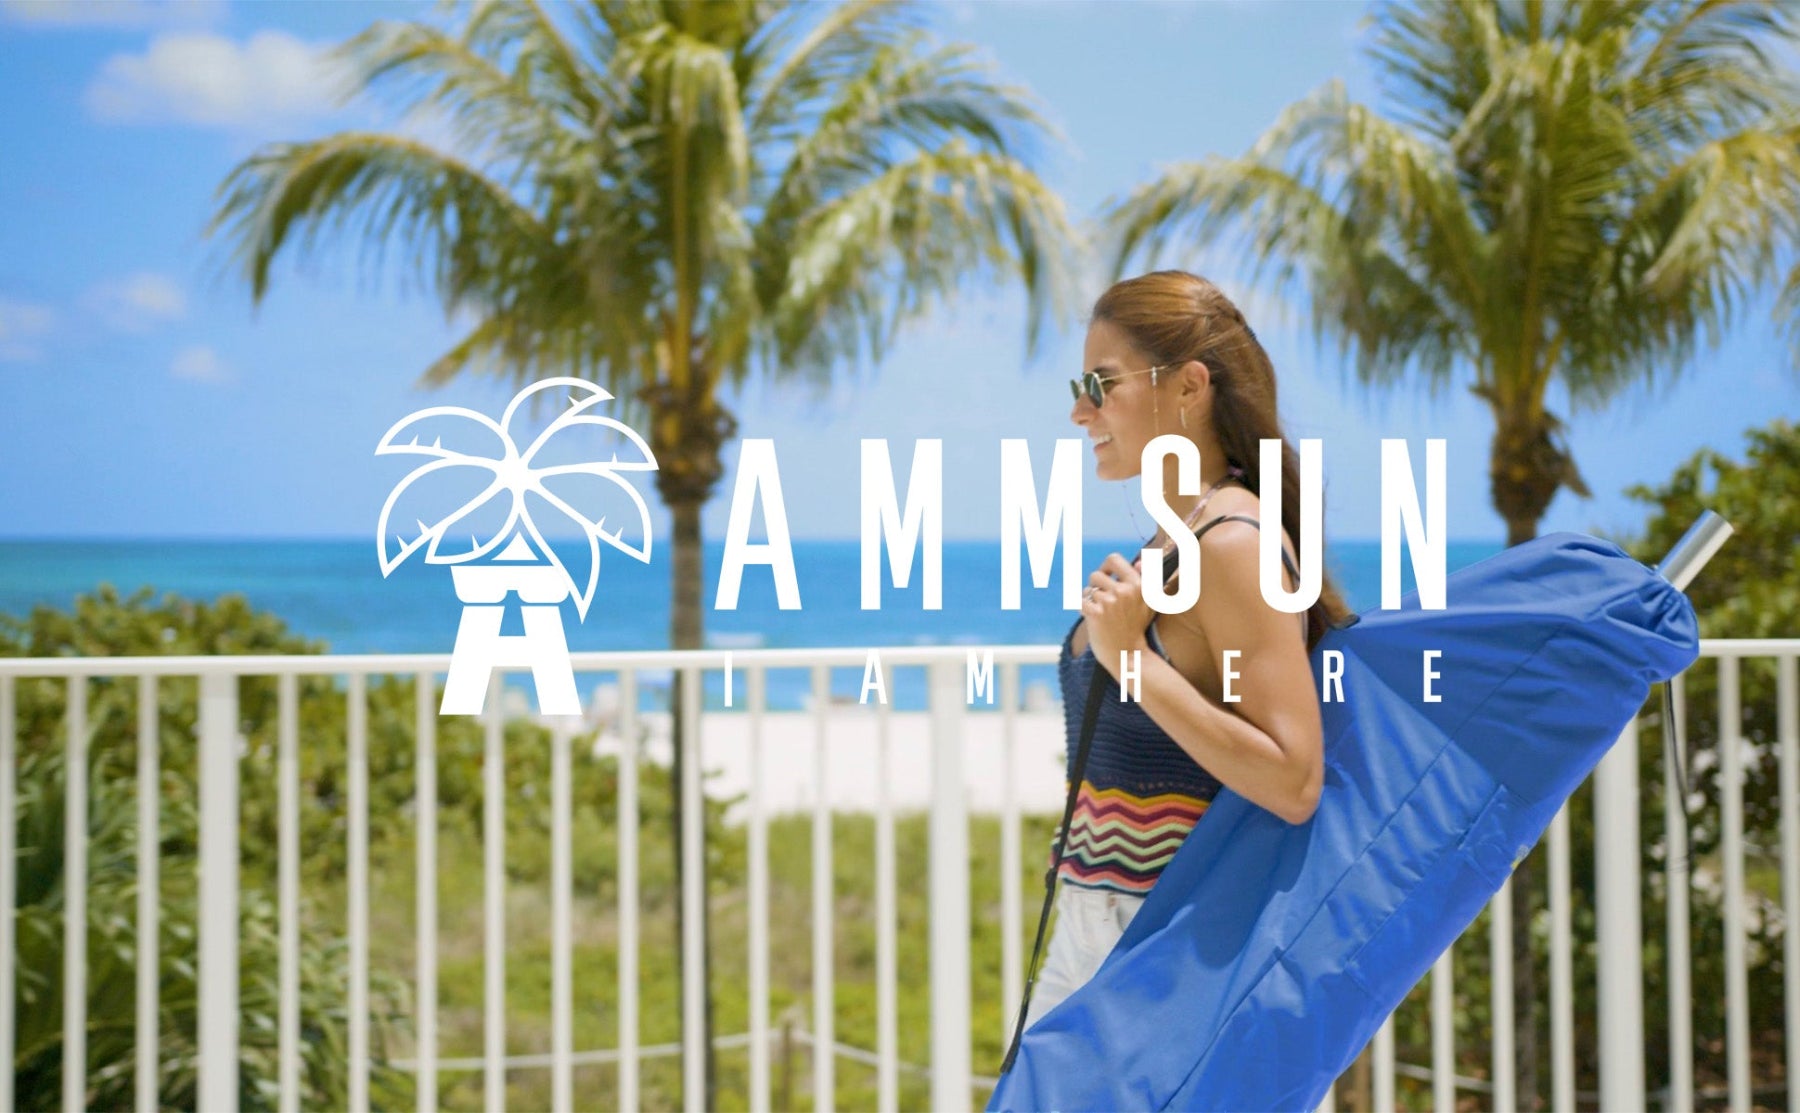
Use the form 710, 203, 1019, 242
586, 706, 1072, 823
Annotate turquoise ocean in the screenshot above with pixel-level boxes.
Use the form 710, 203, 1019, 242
0, 537, 1503, 710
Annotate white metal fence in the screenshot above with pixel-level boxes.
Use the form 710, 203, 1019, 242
1, 640, 1795, 1112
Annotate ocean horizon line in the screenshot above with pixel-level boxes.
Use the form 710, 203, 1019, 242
0, 535, 1512, 708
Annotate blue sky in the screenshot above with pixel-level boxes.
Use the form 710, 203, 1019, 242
2, 0, 1795, 545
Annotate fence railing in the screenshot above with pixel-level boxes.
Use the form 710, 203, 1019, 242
1, 639, 1795, 1112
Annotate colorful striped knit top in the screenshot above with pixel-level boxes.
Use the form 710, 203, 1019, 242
1053, 513, 1304, 895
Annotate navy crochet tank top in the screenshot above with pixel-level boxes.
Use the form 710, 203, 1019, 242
1054, 508, 1305, 894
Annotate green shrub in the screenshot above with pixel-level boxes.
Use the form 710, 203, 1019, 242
1, 584, 740, 1109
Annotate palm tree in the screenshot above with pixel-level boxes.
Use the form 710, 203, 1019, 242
205, 1, 1074, 1104
1102, 0, 1800, 1104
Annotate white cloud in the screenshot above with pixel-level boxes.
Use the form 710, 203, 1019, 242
171, 343, 230, 383
1, 0, 225, 29
84, 29, 348, 129
0, 297, 55, 362
84, 270, 186, 332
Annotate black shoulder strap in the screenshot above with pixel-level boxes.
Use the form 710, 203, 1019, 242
1189, 513, 1301, 580
1188, 514, 1307, 639
1000, 661, 1109, 1075
1000, 514, 1309, 1074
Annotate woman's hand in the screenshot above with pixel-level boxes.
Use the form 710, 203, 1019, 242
1083, 553, 1151, 676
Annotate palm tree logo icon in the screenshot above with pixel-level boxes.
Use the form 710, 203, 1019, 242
375, 376, 658, 715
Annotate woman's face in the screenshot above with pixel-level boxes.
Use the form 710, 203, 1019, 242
1073, 318, 1168, 481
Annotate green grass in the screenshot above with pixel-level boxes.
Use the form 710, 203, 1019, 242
306, 804, 1063, 1111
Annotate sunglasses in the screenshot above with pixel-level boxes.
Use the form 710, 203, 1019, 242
1068, 364, 1172, 408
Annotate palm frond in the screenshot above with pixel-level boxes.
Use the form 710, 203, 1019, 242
763, 142, 1075, 384
1623, 0, 1800, 147
418, 302, 639, 395
1365, 0, 1507, 142
329, 13, 582, 167
467, 0, 611, 126
1105, 0, 1800, 430
743, 0, 922, 142
749, 26, 1073, 376
1577, 120, 1800, 408
1108, 80, 1475, 399
1777, 260, 1800, 368
205, 132, 552, 305
208, 0, 1074, 478
762, 34, 1048, 230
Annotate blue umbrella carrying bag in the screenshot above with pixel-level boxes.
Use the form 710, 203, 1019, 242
989, 531, 1701, 1112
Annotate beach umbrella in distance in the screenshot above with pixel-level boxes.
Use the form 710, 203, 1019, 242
376, 376, 658, 713
990, 518, 1726, 1111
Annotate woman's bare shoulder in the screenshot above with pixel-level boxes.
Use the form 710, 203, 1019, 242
1193, 489, 1292, 571
1187, 501, 1301, 624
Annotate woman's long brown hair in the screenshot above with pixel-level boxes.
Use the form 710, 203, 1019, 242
1092, 270, 1353, 651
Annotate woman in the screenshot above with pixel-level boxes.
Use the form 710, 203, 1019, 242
1022, 270, 1352, 1030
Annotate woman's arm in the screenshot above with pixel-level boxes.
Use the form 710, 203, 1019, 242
1084, 535, 1324, 825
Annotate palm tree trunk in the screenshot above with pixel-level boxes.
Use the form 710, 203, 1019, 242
1511, 828, 1544, 1111
647, 378, 736, 1112
672, 496, 706, 649
667, 495, 717, 1108
1501, 467, 1550, 1110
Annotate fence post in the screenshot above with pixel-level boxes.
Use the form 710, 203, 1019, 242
779, 1009, 795, 1113
1594, 713, 1645, 1112
928, 661, 971, 1112
679, 667, 707, 1113
63, 677, 88, 1113
0, 677, 13, 1113
198, 672, 240, 1113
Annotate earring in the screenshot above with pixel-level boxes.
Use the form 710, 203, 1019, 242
1179, 408, 1189, 430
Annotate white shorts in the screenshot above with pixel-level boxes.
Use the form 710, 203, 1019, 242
1023, 883, 1148, 1031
